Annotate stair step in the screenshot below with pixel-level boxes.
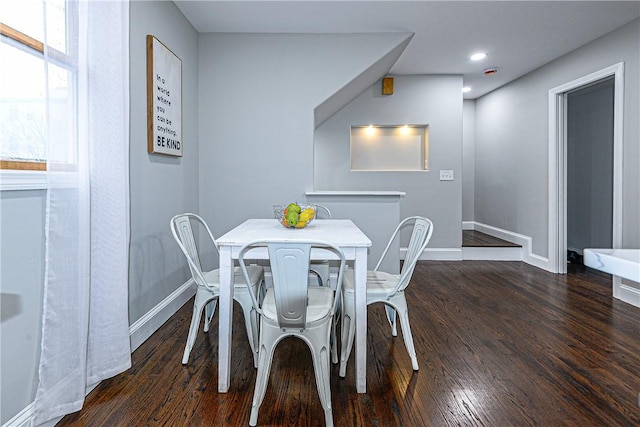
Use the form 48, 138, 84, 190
461, 230, 522, 261
462, 230, 521, 248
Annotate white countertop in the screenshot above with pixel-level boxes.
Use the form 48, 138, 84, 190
583, 249, 640, 283
306, 190, 406, 197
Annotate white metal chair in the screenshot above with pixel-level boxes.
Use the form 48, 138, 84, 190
309, 204, 332, 287
338, 216, 433, 377
239, 239, 346, 427
170, 213, 264, 367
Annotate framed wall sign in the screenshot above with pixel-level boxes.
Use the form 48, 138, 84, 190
147, 35, 182, 156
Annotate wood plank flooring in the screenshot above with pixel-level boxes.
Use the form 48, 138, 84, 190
57, 261, 640, 426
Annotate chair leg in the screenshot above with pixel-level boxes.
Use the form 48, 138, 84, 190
385, 305, 398, 337
182, 290, 214, 364
248, 307, 259, 368
249, 328, 277, 426
203, 300, 217, 333
330, 317, 338, 364
394, 296, 419, 371
338, 297, 355, 377
331, 295, 343, 364
236, 291, 260, 368
308, 328, 334, 427
259, 280, 266, 303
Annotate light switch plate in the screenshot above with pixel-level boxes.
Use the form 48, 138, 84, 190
440, 170, 454, 181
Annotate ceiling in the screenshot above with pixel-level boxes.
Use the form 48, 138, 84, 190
173, 1, 640, 99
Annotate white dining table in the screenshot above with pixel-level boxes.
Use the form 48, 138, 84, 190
216, 218, 372, 393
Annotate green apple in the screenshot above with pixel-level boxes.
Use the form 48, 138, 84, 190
287, 203, 301, 214
285, 211, 299, 226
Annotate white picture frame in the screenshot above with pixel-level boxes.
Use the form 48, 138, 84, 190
147, 35, 182, 157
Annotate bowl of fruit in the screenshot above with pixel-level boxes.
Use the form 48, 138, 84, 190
274, 203, 316, 229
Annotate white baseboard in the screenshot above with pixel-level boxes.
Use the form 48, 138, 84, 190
617, 284, 640, 307
472, 221, 529, 247
421, 248, 463, 260
614, 276, 640, 308
405, 222, 552, 271
468, 221, 552, 271
3, 402, 33, 427
129, 279, 196, 352
523, 252, 552, 272
401, 247, 463, 261
462, 246, 522, 260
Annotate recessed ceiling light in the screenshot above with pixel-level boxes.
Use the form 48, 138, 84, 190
462, 87, 471, 93
484, 67, 498, 75
470, 52, 487, 61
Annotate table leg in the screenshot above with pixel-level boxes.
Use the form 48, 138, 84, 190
218, 246, 233, 392
354, 247, 367, 393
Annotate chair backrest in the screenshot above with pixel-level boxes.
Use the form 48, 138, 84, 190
313, 204, 332, 219
269, 241, 313, 328
170, 213, 219, 291
375, 216, 433, 296
239, 239, 345, 329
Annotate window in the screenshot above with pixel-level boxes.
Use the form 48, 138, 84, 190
0, 0, 76, 171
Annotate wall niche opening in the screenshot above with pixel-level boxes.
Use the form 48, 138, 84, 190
350, 124, 429, 171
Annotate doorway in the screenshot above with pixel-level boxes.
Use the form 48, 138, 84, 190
566, 77, 615, 265
548, 63, 624, 274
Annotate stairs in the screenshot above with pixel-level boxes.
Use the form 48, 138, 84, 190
462, 230, 522, 261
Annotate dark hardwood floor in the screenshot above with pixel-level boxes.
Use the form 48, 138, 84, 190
58, 261, 640, 426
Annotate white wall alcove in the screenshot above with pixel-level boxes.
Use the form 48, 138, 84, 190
350, 125, 429, 172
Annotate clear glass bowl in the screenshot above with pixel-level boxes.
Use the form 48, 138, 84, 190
273, 204, 316, 229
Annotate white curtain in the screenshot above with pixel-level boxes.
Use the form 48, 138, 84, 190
33, 1, 131, 425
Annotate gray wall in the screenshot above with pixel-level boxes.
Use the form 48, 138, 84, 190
197, 33, 412, 254
128, 1, 199, 323
475, 18, 639, 257
462, 100, 476, 222
314, 75, 463, 249
305, 194, 403, 273
0, 190, 45, 424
